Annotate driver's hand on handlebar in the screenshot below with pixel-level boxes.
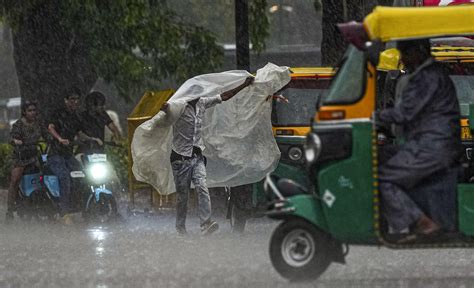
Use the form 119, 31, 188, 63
58, 138, 70, 146
13, 139, 23, 145
94, 137, 104, 146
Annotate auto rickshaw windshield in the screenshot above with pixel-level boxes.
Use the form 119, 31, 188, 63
453, 74, 474, 116
323, 45, 366, 105
272, 87, 329, 126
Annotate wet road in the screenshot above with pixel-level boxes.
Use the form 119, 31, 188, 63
2, 195, 474, 287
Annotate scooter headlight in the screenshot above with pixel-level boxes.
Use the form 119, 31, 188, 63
90, 163, 108, 180
304, 132, 322, 165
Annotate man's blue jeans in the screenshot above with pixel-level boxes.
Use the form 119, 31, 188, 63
48, 154, 80, 215
171, 154, 212, 231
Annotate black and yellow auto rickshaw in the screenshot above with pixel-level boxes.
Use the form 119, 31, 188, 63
264, 5, 474, 281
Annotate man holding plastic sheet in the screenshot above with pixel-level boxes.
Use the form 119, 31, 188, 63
160, 76, 254, 235
376, 39, 461, 241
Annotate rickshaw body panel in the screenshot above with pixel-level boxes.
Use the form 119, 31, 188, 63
457, 183, 474, 235
316, 121, 378, 244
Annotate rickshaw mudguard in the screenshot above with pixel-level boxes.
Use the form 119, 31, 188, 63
316, 122, 379, 244
281, 194, 330, 232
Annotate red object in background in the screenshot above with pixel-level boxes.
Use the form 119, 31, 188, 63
421, 0, 474, 6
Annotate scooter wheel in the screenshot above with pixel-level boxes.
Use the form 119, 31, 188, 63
85, 194, 118, 223
269, 218, 332, 281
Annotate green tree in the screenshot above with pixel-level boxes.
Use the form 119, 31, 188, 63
0, 0, 266, 116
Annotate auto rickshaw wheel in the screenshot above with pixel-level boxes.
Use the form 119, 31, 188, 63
270, 218, 331, 281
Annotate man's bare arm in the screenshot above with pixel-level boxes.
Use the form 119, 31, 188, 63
220, 76, 254, 101
48, 124, 70, 146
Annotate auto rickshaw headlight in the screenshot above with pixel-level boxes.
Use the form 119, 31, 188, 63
288, 146, 303, 161
304, 132, 321, 164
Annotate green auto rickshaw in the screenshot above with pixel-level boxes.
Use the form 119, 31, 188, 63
265, 5, 474, 281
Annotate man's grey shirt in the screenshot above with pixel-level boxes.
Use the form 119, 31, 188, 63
171, 95, 222, 157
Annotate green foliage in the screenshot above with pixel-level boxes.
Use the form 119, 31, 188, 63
249, 0, 269, 53
167, 0, 270, 54
105, 140, 129, 190
0, 0, 225, 98
0, 143, 12, 188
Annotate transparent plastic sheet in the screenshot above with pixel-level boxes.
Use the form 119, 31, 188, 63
131, 63, 290, 194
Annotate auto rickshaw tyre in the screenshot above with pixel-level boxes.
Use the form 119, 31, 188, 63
270, 218, 332, 281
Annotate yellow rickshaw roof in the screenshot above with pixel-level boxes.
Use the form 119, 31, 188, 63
128, 89, 174, 119
290, 67, 335, 77
364, 6, 474, 42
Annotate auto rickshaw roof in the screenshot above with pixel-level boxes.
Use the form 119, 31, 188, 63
363, 6, 474, 42
290, 67, 335, 78
128, 89, 174, 120
379, 45, 474, 71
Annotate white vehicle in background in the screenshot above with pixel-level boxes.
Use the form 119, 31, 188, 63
104, 110, 123, 142
0, 97, 21, 142
6, 97, 21, 127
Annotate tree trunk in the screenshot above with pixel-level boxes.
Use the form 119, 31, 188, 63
11, 1, 96, 118
235, 0, 250, 71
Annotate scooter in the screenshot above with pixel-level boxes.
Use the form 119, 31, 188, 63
15, 143, 61, 220
74, 140, 119, 223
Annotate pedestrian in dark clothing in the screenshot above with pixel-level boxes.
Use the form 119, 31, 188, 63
5, 100, 45, 222
161, 76, 254, 235
47, 87, 102, 224
377, 39, 461, 238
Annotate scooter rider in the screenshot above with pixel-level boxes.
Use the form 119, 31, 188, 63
5, 100, 46, 222
47, 87, 102, 224
79, 91, 122, 152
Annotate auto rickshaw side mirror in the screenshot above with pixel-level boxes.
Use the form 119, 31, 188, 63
469, 104, 474, 132
365, 40, 384, 67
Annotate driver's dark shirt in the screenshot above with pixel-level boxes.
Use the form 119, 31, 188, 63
48, 108, 84, 156
79, 110, 113, 141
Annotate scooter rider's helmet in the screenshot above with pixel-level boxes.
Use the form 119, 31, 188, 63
85, 91, 106, 110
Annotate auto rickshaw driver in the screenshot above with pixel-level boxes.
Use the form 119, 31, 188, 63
376, 39, 462, 241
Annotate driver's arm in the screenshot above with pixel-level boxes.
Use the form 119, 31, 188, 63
77, 131, 103, 146
107, 122, 122, 141
48, 123, 69, 146
378, 70, 437, 125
